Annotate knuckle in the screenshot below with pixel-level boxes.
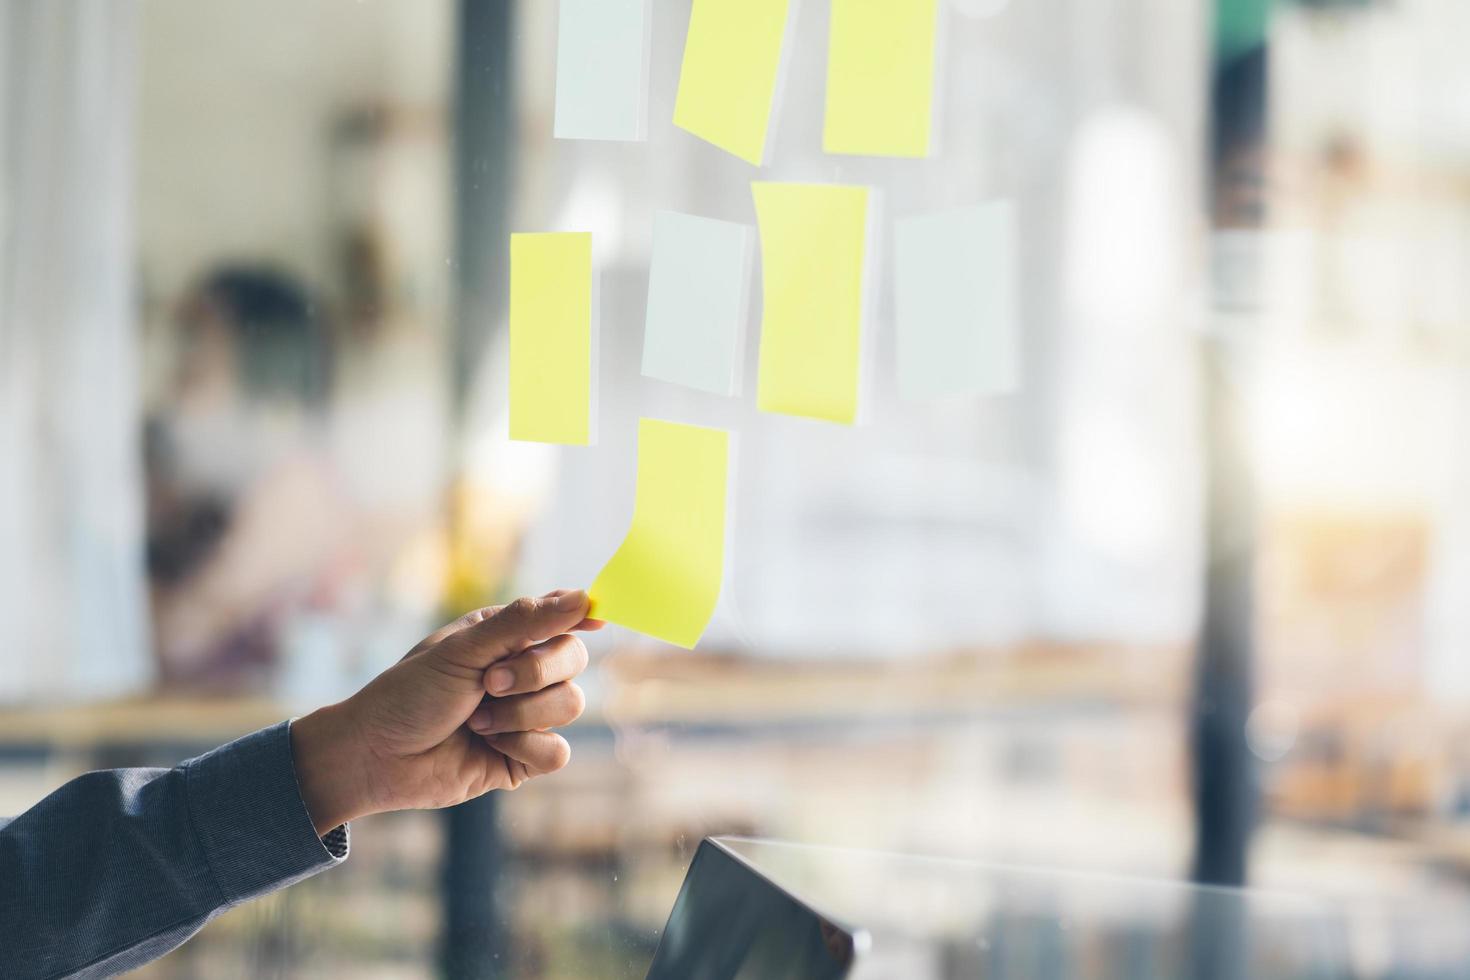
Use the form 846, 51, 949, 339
505, 596, 539, 621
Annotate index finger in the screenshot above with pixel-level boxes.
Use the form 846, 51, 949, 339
438, 590, 592, 670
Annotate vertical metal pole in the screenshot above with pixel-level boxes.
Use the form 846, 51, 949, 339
1187, 348, 1256, 980
442, 3, 517, 978
441, 793, 504, 979
451, 0, 516, 417
1191, 27, 1267, 893
1191, 349, 1257, 889
1188, 19, 1269, 980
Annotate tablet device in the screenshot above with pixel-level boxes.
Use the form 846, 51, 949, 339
646, 838, 859, 980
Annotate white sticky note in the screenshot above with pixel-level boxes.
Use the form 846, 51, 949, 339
554, 0, 650, 141
641, 210, 752, 396
895, 201, 1021, 399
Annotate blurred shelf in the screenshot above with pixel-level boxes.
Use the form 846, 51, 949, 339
0, 641, 1187, 748
602, 642, 1187, 727
0, 696, 290, 749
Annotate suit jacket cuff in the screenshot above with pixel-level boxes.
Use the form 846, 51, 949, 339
183, 720, 349, 906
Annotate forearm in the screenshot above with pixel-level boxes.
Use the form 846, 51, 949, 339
0, 722, 347, 978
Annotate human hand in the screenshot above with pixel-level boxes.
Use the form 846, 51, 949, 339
290, 590, 602, 835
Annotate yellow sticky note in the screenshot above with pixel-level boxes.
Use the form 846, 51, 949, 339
509, 232, 592, 444
753, 182, 870, 424
588, 419, 729, 649
673, 0, 790, 165
823, 0, 939, 157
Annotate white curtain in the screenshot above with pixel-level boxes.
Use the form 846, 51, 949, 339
0, 0, 152, 702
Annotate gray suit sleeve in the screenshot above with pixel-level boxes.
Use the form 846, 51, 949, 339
0, 720, 349, 979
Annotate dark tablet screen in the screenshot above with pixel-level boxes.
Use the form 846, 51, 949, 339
646, 839, 856, 980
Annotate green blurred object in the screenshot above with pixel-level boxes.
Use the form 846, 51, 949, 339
1215, 0, 1270, 63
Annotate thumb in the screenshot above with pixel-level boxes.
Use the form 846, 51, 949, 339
438, 591, 592, 670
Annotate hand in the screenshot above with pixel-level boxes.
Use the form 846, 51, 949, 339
290, 590, 602, 835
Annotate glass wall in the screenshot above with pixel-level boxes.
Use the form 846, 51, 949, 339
498, 0, 1206, 974
3, 0, 1470, 977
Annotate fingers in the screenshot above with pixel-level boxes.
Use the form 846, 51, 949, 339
439, 591, 592, 669
467, 682, 585, 736
486, 731, 572, 776
484, 633, 589, 697
416, 592, 604, 659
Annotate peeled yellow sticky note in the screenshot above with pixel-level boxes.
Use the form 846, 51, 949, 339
753, 182, 870, 424
673, 0, 790, 165
588, 419, 729, 649
823, 0, 939, 157
509, 232, 592, 444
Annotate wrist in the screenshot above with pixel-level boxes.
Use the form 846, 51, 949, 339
291, 701, 372, 836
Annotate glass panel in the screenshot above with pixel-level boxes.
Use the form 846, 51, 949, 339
5, 0, 1470, 977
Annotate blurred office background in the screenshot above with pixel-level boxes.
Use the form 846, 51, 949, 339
4, 0, 1470, 976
